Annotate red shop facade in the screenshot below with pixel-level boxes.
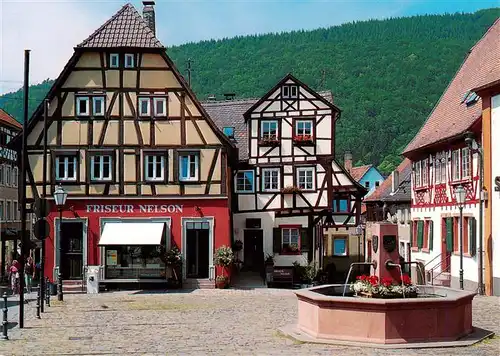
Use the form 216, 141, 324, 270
43, 198, 231, 285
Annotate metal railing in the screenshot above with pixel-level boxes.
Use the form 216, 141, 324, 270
425, 253, 451, 285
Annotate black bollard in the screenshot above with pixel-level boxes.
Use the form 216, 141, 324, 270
36, 287, 41, 319
57, 272, 63, 302
45, 277, 50, 307
1, 293, 8, 341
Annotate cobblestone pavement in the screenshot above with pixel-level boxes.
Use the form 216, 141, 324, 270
0, 289, 498, 356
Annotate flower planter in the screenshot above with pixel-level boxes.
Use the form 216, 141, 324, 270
293, 140, 314, 146
216, 280, 227, 289
259, 140, 279, 147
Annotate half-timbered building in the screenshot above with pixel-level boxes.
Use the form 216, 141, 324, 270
20, 2, 235, 288
205, 74, 365, 272
402, 19, 500, 294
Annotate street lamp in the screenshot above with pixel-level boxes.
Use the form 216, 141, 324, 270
53, 184, 67, 301
455, 185, 466, 290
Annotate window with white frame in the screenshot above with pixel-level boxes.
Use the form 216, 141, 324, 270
262, 168, 280, 191
422, 159, 429, 186
13, 201, 18, 221
145, 154, 165, 181
12, 167, 17, 187
435, 154, 442, 184
414, 161, 421, 187
235, 171, 254, 193
5, 201, 10, 221
440, 153, 447, 182
260, 121, 278, 140
153, 97, 167, 117
295, 120, 312, 137
452, 150, 460, 181
93, 96, 105, 116
138, 98, 150, 117
282, 227, 300, 251
296, 167, 314, 190
461, 147, 471, 179
282, 85, 298, 99
179, 153, 199, 182
55, 155, 78, 181
76, 96, 90, 116
109, 53, 119, 68
91, 155, 113, 181
5, 166, 10, 186
124, 54, 135, 68
333, 237, 348, 256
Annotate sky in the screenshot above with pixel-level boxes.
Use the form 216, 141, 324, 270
0, 0, 498, 95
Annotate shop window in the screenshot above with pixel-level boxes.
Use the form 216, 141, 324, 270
124, 54, 135, 68
333, 237, 348, 256
91, 155, 113, 181
153, 97, 167, 117
145, 154, 165, 181
296, 167, 314, 190
92, 96, 106, 116
109, 53, 119, 68
55, 155, 78, 181
282, 227, 300, 253
179, 152, 199, 182
262, 168, 280, 192
76, 96, 90, 116
235, 170, 254, 193
138, 97, 150, 117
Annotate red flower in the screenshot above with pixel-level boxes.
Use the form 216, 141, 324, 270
358, 275, 368, 281
381, 277, 393, 287
368, 275, 379, 286
402, 274, 412, 285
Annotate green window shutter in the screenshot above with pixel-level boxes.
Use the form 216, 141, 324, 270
300, 228, 309, 252
409, 221, 413, 247
417, 221, 424, 249
429, 220, 434, 250
273, 228, 281, 253
446, 217, 454, 252
469, 218, 477, 257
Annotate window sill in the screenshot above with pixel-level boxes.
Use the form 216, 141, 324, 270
414, 185, 430, 191
421, 248, 430, 253
235, 190, 255, 194
411, 247, 420, 252
332, 254, 349, 258
450, 179, 472, 186
453, 252, 472, 257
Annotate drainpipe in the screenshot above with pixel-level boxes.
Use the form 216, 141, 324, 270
478, 148, 485, 295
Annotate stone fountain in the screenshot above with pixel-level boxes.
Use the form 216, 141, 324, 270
280, 222, 494, 348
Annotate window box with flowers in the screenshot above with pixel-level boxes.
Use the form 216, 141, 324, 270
293, 135, 314, 146
281, 185, 302, 194
350, 274, 418, 298
258, 135, 280, 147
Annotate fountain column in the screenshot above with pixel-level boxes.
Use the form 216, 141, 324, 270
370, 222, 401, 283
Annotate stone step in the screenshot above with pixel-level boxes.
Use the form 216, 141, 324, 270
183, 279, 215, 289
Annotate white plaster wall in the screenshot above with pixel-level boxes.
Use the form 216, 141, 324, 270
411, 204, 480, 285
491, 94, 500, 281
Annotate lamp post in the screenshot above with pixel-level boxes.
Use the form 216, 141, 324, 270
53, 185, 67, 301
464, 132, 485, 295
455, 185, 466, 290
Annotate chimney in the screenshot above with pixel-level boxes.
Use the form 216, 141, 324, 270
143, 1, 156, 34
344, 151, 352, 173
391, 170, 399, 193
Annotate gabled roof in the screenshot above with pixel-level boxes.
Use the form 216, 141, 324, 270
0, 109, 22, 130
243, 73, 340, 120
349, 165, 372, 182
403, 18, 500, 155
203, 89, 334, 161
364, 159, 412, 203
76, 3, 163, 49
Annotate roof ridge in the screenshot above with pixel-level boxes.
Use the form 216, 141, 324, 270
468, 17, 500, 53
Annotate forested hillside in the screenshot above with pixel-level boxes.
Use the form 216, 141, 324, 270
1, 9, 498, 173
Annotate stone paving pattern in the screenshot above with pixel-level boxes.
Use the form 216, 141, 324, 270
0, 289, 498, 355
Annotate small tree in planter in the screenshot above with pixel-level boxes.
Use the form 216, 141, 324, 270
215, 275, 229, 289
214, 245, 234, 284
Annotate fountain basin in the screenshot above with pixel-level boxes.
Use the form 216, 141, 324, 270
295, 284, 475, 344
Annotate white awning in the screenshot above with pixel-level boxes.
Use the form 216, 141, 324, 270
98, 223, 165, 246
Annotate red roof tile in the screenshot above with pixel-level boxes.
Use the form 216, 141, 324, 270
77, 3, 163, 49
350, 165, 371, 181
0, 109, 22, 130
403, 18, 500, 154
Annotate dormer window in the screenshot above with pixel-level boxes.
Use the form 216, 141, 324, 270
125, 54, 135, 68
76, 97, 90, 116
92, 96, 105, 116
282, 85, 298, 99
138, 97, 150, 117
109, 54, 119, 68
223, 127, 235, 139
153, 97, 167, 117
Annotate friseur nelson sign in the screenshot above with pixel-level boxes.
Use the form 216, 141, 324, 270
86, 204, 184, 214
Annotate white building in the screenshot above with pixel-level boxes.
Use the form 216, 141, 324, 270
403, 19, 500, 294
205, 74, 366, 270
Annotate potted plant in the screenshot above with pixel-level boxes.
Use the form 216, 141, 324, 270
215, 275, 228, 289
350, 274, 419, 298
292, 134, 314, 146
258, 135, 279, 146
214, 245, 234, 284
161, 246, 182, 283
302, 262, 316, 288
